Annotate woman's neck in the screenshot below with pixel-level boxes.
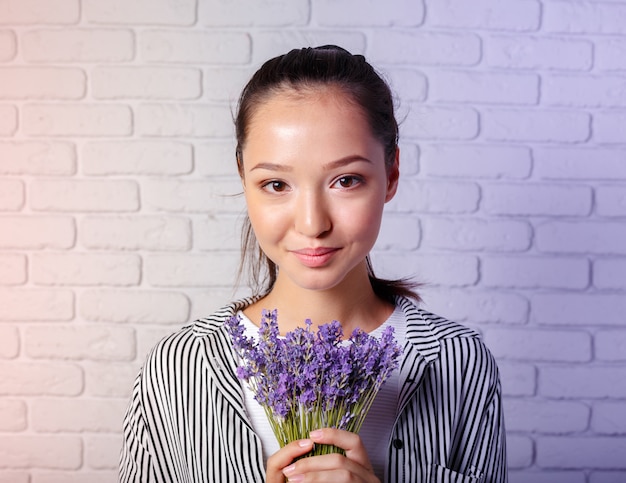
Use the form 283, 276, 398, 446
243, 274, 394, 335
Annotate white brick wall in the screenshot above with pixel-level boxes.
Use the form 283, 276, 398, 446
1, 0, 625, 481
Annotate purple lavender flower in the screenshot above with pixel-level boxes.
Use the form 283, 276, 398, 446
225, 310, 402, 454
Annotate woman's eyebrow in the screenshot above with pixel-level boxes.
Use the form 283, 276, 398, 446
249, 155, 372, 172
249, 162, 293, 172
323, 155, 373, 170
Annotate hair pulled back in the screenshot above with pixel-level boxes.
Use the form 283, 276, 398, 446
235, 45, 420, 303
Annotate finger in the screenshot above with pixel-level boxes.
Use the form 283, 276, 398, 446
266, 439, 314, 483
283, 454, 379, 483
309, 428, 374, 471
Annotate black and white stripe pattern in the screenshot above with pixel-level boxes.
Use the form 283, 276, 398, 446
119, 296, 507, 482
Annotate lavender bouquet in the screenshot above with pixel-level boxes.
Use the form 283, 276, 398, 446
225, 309, 402, 456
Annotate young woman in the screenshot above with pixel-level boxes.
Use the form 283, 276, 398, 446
120, 45, 507, 483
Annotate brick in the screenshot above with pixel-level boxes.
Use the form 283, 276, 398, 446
199, 0, 308, 27
374, 214, 421, 251
534, 148, 626, 180
370, 253, 479, 287
33, 252, 140, 286
25, 325, 135, 361
419, 144, 531, 179
145, 253, 240, 287
22, 29, 134, 63
31, 179, 139, 212
482, 109, 590, 143
533, 293, 626, 327
84, 0, 195, 25
421, 218, 531, 252
0, 67, 85, 100
85, 434, 122, 469
80, 216, 190, 251
537, 436, 626, 469
595, 330, 626, 361
0, 216, 75, 249
589, 472, 626, 483
84, 361, 140, 397
497, 362, 536, 396
592, 401, 626, 434
386, 68, 427, 102
507, 434, 533, 469
543, 75, 626, 108
595, 38, 626, 71
419, 288, 529, 324
32, 472, 117, 483
32, 398, 127, 432
0, 289, 73, 321
429, 71, 539, 105
595, 257, 626, 289
92, 66, 201, 100
485, 327, 591, 362
390, 180, 480, 213
194, 141, 239, 177
316, 0, 423, 26
84, 141, 192, 176
402, 105, 479, 140
204, 67, 255, 102
427, 0, 540, 30
481, 183, 593, 216
0, 253, 26, 285
370, 31, 481, 66
143, 179, 245, 213
482, 256, 589, 290
80, 290, 189, 324
0, 326, 19, 358
504, 398, 589, 433
544, 1, 626, 35
0, 179, 23, 210
593, 112, 626, 144
23, 104, 132, 137
0, 105, 17, 135
194, 215, 243, 251
0, 0, 79, 24
485, 36, 592, 71
0, 142, 76, 175
0, 361, 82, 396
136, 103, 232, 138
540, 366, 626, 398
536, 221, 626, 255
0, 435, 81, 469
140, 30, 250, 64
251, 31, 365, 64
0, 29, 16, 61
397, 143, 419, 176
0, 473, 28, 483
510, 472, 585, 483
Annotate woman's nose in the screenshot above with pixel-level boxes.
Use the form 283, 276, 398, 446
294, 191, 331, 238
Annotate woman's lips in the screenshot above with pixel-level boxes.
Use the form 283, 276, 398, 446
291, 247, 340, 268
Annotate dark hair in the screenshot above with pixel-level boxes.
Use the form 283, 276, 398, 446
234, 45, 420, 303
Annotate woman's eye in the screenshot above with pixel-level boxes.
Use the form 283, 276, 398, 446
262, 180, 288, 192
334, 176, 362, 189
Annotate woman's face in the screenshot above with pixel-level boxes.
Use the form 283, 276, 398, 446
240, 88, 399, 293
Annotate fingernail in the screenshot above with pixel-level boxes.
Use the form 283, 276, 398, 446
309, 429, 323, 439
298, 439, 312, 448
283, 463, 296, 475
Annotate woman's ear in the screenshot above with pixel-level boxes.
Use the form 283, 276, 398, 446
385, 148, 400, 202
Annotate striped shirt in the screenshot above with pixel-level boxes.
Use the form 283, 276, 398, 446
119, 296, 507, 482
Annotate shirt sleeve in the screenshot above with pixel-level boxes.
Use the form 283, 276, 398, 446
119, 371, 157, 483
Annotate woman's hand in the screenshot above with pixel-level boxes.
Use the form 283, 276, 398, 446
266, 428, 380, 483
